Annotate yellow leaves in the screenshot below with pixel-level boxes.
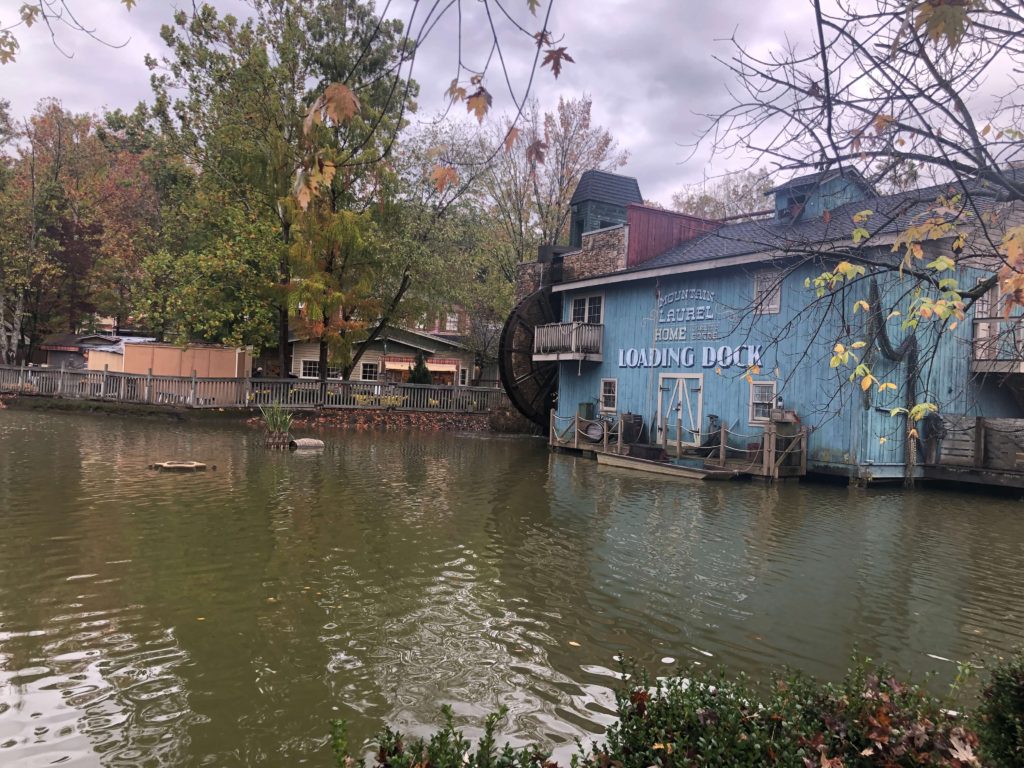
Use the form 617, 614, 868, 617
429, 165, 459, 193
835, 261, 865, 280
0, 29, 18, 64
926, 254, 955, 272
852, 210, 873, 225
851, 341, 867, 349
860, 375, 875, 392
304, 83, 361, 135
652, 744, 674, 754
466, 86, 493, 123
834, 343, 846, 355
879, 437, 887, 445
913, 0, 974, 48
877, 382, 897, 393
854, 300, 871, 314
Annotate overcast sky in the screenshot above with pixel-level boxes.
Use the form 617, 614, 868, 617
0, 0, 821, 204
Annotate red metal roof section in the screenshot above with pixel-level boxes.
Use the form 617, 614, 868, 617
625, 205, 720, 268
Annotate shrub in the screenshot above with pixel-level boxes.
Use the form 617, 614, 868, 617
330, 706, 549, 768
976, 651, 1024, 767
574, 660, 978, 768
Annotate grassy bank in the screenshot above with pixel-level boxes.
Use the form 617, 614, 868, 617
330, 655, 1024, 768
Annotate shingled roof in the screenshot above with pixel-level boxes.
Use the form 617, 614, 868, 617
768, 166, 875, 195
634, 168, 1022, 273
570, 170, 643, 208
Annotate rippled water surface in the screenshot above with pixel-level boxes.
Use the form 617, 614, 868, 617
1, 409, 1024, 766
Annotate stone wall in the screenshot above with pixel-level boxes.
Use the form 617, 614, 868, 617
562, 226, 627, 281
288, 408, 493, 432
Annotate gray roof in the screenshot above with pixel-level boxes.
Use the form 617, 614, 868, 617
636, 169, 1022, 273
768, 166, 875, 195
570, 170, 643, 207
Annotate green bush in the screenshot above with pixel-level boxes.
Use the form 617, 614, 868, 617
574, 661, 977, 768
332, 655, 1024, 768
976, 651, 1024, 767
330, 706, 548, 768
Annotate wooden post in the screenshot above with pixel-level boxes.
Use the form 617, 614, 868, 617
573, 414, 579, 450
549, 408, 555, 447
17, 362, 24, 391
57, 362, 65, 396
719, 422, 727, 466
974, 417, 986, 469
100, 364, 108, 398
145, 368, 152, 404
617, 415, 624, 454
675, 408, 682, 457
800, 427, 808, 476
603, 419, 609, 452
190, 370, 198, 407
661, 417, 668, 449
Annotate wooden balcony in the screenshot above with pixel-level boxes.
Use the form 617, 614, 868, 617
971, 318, 1024, 374
533, 322, 603, 362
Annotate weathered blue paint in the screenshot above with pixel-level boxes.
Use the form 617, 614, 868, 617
555, 257, 1015, 480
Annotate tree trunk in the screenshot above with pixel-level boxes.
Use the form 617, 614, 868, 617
344, 270, 412, 379
318, 338, 329, 384
277, 218, 292, 377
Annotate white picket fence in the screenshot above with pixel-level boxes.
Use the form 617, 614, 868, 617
0, 364, 511, 413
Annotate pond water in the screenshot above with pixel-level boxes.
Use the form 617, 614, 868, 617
1, 409, 1023, 767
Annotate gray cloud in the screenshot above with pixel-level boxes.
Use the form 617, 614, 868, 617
0, 0, 819, 203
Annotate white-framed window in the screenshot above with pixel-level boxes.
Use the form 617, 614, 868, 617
301, 360, 342, 379
600, 378, 617, 412
361, 362, 379, 381
459, 367, 469, 386
572, 294, 603, 324
754, 271, 782, 315
975, 278, 999, 318
445, 313, 460, 332
749, 380, 777, 423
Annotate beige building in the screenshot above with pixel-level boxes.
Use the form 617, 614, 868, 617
88, 340, 253, 378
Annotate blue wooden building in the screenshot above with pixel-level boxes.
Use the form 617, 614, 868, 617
501, 168, 1024, 486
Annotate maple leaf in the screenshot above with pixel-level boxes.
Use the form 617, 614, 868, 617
533, 31, 553, 49
503, 126, 520, 152
948, 734, 978, 765
542, 46, 575, 78
526, 0, 541, 15
429, 165, 459, 193
121, 0, 137, 8
323, 83, 361, 124
466, 86, 492, 123
525, 138, 548, 165
445, 78, 467, 103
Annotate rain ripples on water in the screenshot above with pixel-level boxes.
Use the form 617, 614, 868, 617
0, 410, 1023, 766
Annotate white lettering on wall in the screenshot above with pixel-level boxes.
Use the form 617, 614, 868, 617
619, 345, 763, 370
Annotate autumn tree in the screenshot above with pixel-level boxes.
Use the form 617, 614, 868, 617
671, 168, 773, 219
482, 96, 629, 280
697, 0, 1024, 460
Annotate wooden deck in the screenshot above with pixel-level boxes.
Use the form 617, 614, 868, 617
549, 411, 807, 482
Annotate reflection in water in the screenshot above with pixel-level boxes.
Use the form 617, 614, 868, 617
0, 410, 1023, 766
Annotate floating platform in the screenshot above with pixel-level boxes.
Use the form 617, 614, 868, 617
149, 461, 207, 472
596, 451, 740, 480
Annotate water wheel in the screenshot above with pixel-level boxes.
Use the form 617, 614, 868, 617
498, 288, 561, 430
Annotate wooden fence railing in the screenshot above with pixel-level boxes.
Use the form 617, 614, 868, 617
0, 364, 511, 413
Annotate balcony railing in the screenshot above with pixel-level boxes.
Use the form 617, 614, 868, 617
533, 322, 603, 361
972, 317, 1024, 373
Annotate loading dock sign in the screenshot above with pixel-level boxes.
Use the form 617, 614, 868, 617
617, 345, 763, 370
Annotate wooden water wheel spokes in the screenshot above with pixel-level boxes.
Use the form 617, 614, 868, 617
498, 288, 561, 430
